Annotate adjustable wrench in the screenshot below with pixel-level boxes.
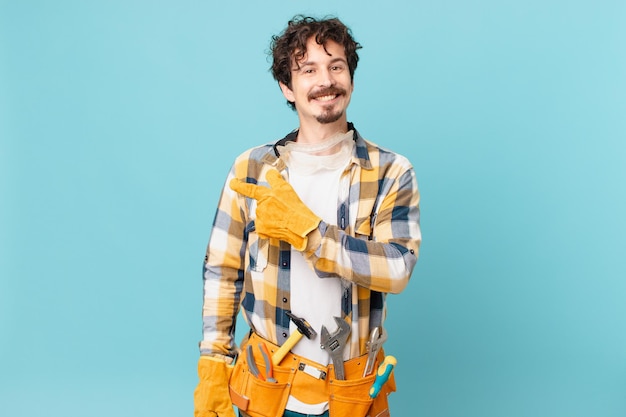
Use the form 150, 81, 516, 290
320, 316, 351, 380
363, 326, 388, 377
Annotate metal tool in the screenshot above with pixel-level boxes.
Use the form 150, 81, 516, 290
258, 342, 277, 383
247, 343, 278, 383
246, 344, 264, 381
320, 316, 351, 380
272, 312, 317, 366
369, 355, 397, 398
363, 326, 388, 377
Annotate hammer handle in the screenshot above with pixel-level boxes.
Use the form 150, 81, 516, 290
272, 331, 303, 366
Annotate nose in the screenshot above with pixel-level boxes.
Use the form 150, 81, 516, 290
317, 68, 334, 88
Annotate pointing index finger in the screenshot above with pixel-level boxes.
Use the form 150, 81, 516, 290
229, 178, 269, 200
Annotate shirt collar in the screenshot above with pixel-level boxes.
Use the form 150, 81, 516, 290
269, 122, 373, 170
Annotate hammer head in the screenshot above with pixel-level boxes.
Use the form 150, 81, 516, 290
286, 311, 317, 339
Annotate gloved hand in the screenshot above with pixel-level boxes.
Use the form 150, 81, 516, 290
193, 356, 236, 417
230, 169, 321, 251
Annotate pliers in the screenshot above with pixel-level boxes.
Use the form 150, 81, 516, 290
246, 343, 277, 383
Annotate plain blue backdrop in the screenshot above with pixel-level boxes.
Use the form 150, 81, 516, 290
1, 1, 625, 416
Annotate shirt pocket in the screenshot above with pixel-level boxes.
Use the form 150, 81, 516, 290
247, 221, 269, 272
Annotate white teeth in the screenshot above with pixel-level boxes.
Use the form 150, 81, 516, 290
315, 95, 337, 101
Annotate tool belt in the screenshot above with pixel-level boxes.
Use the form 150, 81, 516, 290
229, 332, 395, 417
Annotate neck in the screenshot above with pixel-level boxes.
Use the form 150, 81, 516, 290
295, 116, 349, 146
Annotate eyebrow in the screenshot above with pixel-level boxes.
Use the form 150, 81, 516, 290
298, 57, 348, 67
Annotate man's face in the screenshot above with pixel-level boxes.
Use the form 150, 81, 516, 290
280, 38, 353, 126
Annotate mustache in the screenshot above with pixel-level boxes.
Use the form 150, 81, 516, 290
308, 87, 346, 100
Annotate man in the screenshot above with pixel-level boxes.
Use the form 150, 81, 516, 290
194, 15, 421, 417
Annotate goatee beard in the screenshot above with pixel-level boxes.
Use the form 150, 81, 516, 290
316, 108, 344, 124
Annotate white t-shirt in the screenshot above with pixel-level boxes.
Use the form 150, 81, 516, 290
280, 132, 354, 414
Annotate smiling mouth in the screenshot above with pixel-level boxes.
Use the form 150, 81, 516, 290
314, 94, 338, 102
309, 88, 345, 103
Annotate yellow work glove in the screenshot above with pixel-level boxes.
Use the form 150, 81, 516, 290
230, 169, 321, 251
193, 356, 236, 417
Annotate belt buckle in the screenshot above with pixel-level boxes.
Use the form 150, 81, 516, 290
298, 362, 327, 380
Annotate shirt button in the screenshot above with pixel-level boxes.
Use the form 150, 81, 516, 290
282, 261, 288, 267
282, 332, 287, 338
283, 297, 288, 303
410, 249, 415, 254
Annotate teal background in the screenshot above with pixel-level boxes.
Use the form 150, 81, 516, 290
1, 0, 625, 416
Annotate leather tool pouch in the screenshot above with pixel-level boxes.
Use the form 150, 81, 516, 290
229, 333, 395, 417
328, 353, 396, 417
228, 335, 294, 417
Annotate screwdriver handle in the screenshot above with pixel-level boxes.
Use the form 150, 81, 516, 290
369, 355, 397, 398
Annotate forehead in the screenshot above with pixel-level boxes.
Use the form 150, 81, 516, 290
293, 38, 347, 66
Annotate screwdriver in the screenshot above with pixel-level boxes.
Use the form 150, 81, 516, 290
369, 355, 397, 399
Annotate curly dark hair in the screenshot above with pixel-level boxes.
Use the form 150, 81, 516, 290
270, 15, 362, 110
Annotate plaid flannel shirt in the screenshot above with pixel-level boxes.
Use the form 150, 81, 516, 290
200, 124, 421, 360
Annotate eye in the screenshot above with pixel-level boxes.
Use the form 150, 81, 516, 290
330, 65, 345, 72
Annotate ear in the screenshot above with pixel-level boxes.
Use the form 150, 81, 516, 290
279, 82, 295, 103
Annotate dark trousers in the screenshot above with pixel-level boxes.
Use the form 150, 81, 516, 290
239, 410, 329, 417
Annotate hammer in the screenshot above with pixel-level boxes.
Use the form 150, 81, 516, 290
272, 312, 317, 366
